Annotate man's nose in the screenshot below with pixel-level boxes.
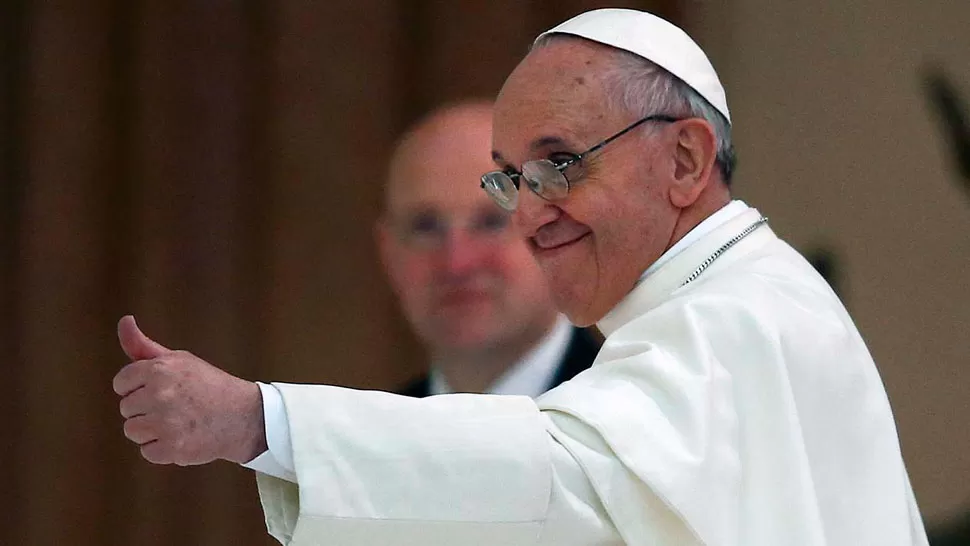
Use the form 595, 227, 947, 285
514, 188, 561, 239
440, 229, 489, 275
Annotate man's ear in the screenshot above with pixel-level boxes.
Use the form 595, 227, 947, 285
669, 119, 718, 208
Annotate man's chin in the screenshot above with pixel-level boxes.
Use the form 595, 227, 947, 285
425, 320, 513, 351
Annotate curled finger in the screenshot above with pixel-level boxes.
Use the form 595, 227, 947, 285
119, 386, 150, 419
140, 440, 173, 465
123, 415, 158, 445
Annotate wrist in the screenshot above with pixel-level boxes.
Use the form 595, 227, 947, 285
226, 380, 268, 464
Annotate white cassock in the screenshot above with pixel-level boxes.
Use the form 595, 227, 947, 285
251, 205, 928, 545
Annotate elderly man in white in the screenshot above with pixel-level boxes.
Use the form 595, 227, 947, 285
113, 9, 929, 546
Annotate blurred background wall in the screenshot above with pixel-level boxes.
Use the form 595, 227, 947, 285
0, 0, 966, 544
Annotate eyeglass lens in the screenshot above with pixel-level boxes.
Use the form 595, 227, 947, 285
481, 159, 570, 212
481, 171, 519, 211
522, 159, 569, 201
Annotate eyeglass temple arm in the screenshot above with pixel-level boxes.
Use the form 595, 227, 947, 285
570, 114, 681, 165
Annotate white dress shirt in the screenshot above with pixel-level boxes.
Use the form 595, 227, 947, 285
429, 314, 573, 397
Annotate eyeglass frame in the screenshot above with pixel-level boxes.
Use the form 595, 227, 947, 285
480, 113, 682, 209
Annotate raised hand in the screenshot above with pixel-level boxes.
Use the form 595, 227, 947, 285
113, 315, 266, 465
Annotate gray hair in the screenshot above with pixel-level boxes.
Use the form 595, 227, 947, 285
533, 35, 737, 184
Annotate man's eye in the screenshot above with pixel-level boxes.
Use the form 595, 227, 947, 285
475, 211, 511, 233
548, 152, 578, 167
549, 152, 582, 177
406, 214, 443, 236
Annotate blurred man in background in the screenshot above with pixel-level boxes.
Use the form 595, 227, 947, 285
377, 101, 599, 397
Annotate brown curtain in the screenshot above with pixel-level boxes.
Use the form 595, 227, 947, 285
0, 1, 676, 545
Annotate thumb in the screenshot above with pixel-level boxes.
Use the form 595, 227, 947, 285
118, 315, 171, 361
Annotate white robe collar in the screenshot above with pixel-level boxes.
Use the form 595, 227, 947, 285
638, 200, 750, 281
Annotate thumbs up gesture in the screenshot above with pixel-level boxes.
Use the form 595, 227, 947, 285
113, 316, 267, 466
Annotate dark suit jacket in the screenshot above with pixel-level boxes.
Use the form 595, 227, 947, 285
929, 512, 970, 546
398, 327, 602, 398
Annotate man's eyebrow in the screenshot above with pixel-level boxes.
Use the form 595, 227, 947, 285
491, 135, 572, 165
531, 136, 569, 151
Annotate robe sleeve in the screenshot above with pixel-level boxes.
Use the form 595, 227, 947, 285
252, 383, 696, 546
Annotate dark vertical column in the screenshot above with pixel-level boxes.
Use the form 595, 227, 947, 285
263, 0, 414, 390
0, 0, 28, 541
17, 1, 124, 543
119, 2, 267, 544
97, 0, 139, 544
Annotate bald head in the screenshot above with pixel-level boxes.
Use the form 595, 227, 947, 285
385, 101, 494, 214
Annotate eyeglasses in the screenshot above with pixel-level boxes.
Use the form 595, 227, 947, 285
480, 114, 681, 211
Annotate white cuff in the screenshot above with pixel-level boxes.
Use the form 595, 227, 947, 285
241, 382, 297, 483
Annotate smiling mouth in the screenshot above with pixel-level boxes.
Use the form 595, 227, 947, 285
529, 231, 591, 254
